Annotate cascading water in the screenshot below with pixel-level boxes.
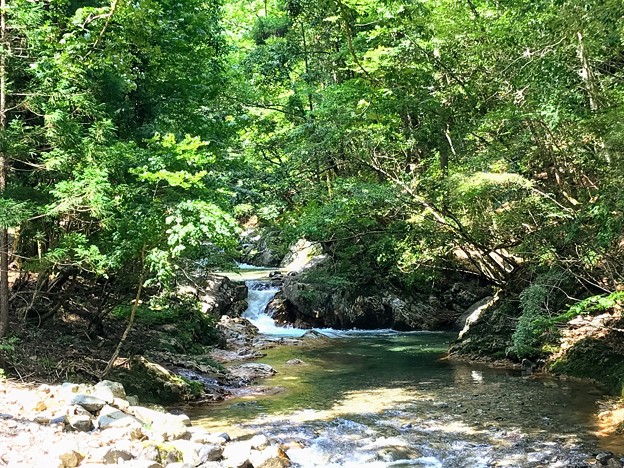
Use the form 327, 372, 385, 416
243, 280, 307, 337
192, 266, 621, 467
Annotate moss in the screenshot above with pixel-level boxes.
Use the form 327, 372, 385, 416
183, 378, 204, 398
114, 292, 221, 355
110, 356, 201, 404
549, 338, 624, 396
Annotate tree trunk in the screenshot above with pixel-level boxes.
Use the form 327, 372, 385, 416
577, 32, 600, 112
0, 0, 9, 338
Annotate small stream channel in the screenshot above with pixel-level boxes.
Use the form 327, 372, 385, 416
189, 274, 623, 467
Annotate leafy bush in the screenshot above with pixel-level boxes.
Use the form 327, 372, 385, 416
508, 271, 570, 359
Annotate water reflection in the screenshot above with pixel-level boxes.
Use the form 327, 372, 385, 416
187, 333, 622, 467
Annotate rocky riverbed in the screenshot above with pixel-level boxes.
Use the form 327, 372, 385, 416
0, 377, 294, 468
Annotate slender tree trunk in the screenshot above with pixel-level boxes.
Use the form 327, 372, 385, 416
577, 32, 600, 112
101, 248, 146, 377
0, 0, 10, 338
300, 22, 313, 115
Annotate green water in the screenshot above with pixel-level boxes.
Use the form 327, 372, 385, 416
187, 332, 622, 467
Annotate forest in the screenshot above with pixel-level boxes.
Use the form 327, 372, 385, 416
0, 0, 623, 396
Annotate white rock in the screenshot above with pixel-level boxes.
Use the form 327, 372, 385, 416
71, 394, 106, 413
95, 380, 127, 399
198, 444, 224, 463
121, 461, 163, 468
173, 413, 192, 427
96, 405, 142, 431
251, 445, 292, 468
166, 440, 202, 466
249, 434, 269, 450
188, 429, 230, 445
112, 397, 130, 411
130, 406, 188, 441
67, 413, 93, 432
222, 441, 253, 468
66, 404, 93, 417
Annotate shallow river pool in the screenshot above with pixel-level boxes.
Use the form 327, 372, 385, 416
187, 331, 622, 467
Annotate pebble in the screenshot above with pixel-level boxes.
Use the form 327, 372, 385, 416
0, 379, 286, 468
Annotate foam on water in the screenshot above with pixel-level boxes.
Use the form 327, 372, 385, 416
243, 280, 309, 337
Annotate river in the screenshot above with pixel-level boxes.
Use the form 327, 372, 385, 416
188, 275, 622, 467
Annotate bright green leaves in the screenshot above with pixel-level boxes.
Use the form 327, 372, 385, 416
49, 166, 113, 219
165, 200, 238, 258
131, 134, 214, 190
39, 233, 112, 275
4, 0, 240, 297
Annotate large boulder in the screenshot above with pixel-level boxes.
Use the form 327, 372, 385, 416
449, 292, 520, 359
239, 226, 282, 267
268, 271, 491, 331
280, 239, 325, 272
178, 274, 247, 318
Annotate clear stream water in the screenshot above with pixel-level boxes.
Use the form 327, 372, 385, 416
188, 276, 623, 467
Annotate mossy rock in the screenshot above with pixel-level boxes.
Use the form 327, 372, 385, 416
550, 338, 624, 396
110, 356, 202, 404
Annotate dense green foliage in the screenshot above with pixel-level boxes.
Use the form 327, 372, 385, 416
1, 0, 240, 338
1, 0, 623, 372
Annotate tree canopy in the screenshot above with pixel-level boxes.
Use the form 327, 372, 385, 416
0, 0, 623, 367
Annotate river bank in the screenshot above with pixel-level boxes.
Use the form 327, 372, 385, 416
2, 330, 623, 468
1, 262, 623, 467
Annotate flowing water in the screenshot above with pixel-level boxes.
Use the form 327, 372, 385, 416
190, 277, 623, 467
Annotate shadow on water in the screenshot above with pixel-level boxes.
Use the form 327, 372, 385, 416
187, 332, 622, 467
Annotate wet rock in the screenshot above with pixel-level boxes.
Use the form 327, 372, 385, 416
301, 330, 331, 341
228, 363, 277, 385
376, 446, 422, 462
455, 296, 496, 335
597, 452, 617, 465
277, 269, 491, 331
217, 316, 259, 350
239, 226, 281, 267
210, 348, 266, 363
178, 273, 248, 318
285, 359, 305, 365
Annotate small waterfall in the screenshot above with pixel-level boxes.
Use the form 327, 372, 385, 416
243, 280, 307, 337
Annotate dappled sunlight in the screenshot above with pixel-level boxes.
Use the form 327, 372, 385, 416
270, 387, 416, 423
190, 333, 621, 466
